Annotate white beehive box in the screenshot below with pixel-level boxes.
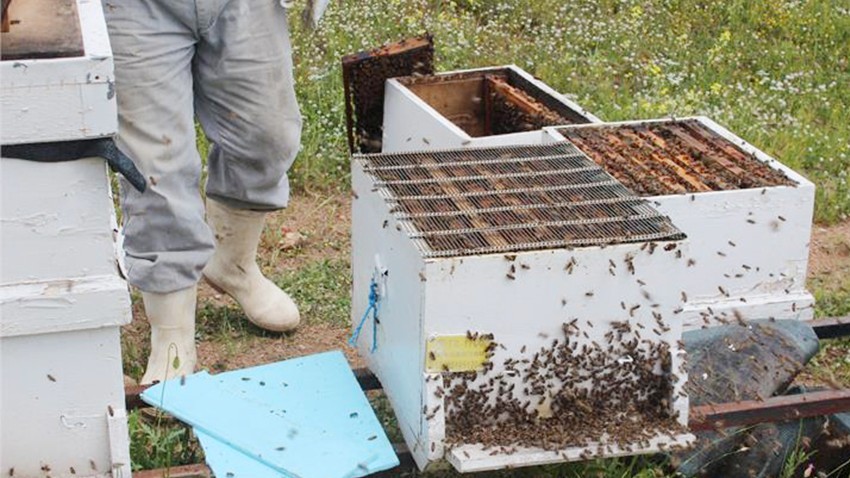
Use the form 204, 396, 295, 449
0, 0, 117, 145
543, 117, 815, 330
0, 159, 133, 478
0, 1, 132, 476
382, 65, 600, 153
351, 143, 694, 472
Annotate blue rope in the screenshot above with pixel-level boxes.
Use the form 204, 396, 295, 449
349, 279, 380, 352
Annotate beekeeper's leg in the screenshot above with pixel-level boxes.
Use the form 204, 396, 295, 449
105, 1, 211, 383
195, 0, 302, 332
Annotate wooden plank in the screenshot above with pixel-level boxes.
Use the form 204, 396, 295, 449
132, 444, 417, 478
1, 0, 11, 33
810, 315, 850, 340
407, 76, 488, 137
689, 389, 850, 431
1, 0, 84, 61
133, 464, 211, 478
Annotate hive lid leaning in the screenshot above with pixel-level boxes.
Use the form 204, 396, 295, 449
354, 143, 685, 258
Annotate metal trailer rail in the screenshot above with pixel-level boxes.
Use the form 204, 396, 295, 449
129, 316, 850, 477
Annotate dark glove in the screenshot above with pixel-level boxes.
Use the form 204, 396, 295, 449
2, 138, 147, 192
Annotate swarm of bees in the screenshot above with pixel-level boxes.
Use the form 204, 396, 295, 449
438, 319, 687, 454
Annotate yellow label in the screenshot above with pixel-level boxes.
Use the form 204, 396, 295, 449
425, 335, 491, 372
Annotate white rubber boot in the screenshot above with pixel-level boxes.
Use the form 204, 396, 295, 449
202, 199, 301, 332
140, 286, 198, 385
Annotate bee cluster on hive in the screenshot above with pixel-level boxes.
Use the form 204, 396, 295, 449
437, 320, 688, 456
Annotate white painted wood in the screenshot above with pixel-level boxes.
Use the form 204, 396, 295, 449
107, 407, 132, 477
447, 433, 695, 473
0, 327, 127, 478
543, 117, 816, 329
420, 242, 692, 466
351, 161, 430, 468
0, 275, 131, 337
1, 40, 131, 469
382, 65, 599, 154
0, 157, 119, 284
353, 155, 691, 470
0, 0, 117, 144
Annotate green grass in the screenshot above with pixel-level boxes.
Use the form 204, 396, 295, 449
808, 274, 850, 389
275, 258, 352, 326
192, 258, 350, 338
812, 276, 850, 318
128, 410, 202, 471
286, 0, 849, 223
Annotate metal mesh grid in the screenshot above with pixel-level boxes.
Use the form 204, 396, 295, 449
356, 143, 685, 257
555, 119, 797, 196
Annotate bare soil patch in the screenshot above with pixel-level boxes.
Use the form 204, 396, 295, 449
808, 220, 850, 291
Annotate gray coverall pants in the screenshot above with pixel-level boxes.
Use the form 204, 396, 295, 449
105, 0, 302, 293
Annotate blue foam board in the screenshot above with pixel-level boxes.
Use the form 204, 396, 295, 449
141, 351, 398, 478
196, 430, 286, 478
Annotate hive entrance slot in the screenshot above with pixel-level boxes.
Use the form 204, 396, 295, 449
400, 69, 587, 138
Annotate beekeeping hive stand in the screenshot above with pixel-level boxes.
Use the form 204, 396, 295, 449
0, 0, 132, 476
